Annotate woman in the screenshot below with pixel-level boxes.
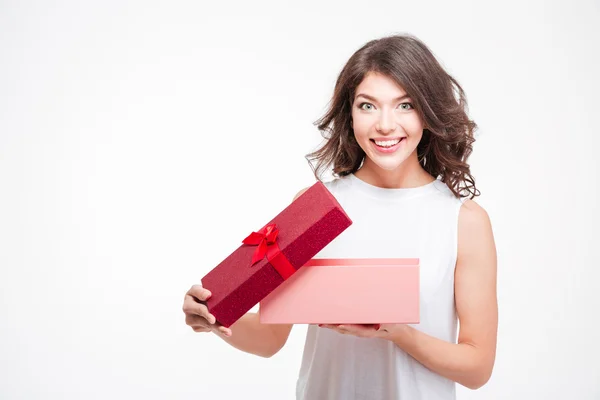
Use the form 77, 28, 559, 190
182, 33, 498, 400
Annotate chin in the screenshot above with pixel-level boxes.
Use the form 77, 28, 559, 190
370, 156, 408, 171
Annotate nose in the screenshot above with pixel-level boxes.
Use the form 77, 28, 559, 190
376, 109, 396, 134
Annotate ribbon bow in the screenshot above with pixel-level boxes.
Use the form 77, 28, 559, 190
242, 223, 279, 266
241, 222, 295, 280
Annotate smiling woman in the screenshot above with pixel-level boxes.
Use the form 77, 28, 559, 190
183, 33, 497, 400
295, 34, 497, 399
307, 35, 479, 197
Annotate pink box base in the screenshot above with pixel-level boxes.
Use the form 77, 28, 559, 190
259, 258, 420, 324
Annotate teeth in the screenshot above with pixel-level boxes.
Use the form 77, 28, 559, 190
374, 138, 401, 147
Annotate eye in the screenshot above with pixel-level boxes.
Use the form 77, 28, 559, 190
358, 102, 374, 111
399, 102, 414, 110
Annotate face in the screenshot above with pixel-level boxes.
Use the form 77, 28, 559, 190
351, 72, 425, 172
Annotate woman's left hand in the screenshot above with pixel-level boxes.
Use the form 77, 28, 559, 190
318, 323, 398, 339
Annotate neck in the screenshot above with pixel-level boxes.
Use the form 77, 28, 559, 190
354, 151, 435, 189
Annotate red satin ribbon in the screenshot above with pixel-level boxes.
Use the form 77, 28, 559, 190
242, 223, 295, 280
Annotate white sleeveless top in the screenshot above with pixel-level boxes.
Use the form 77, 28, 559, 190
296, 172, 467, 400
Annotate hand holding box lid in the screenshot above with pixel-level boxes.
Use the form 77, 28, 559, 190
201, 181, 352, 327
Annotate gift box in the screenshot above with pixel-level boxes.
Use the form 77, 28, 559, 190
259, 258, 420, 324
200, 181, 352, 327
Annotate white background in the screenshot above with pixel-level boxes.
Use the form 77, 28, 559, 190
1, 0, 599, 399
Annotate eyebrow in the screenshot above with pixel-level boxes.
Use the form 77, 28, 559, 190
355, 93, 412, 102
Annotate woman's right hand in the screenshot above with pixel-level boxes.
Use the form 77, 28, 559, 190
183, 283, 232, 337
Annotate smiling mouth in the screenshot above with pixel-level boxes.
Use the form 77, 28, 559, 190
370, 137, 406, 148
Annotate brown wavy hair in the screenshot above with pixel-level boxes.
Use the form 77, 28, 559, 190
306, 33, 480, 199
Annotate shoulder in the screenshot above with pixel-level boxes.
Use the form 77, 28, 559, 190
293, 187, 310, 201
459, 199, 491, 229
457, 199, 495, 260
293, 177, 347, 201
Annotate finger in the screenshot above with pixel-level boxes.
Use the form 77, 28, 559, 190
338, 325, 370, 336
182, 297, 217, 324
192, 326, 211, 333
338, 325, 379, 338
186, 315, 230, 337
336, 325, 351, 333
186, 314, 212, 329
319, 324, 347, 335
340, 324, 373, 332
358, 324, 380, 330
187, 284, 212, 302
217, 326, 232, 337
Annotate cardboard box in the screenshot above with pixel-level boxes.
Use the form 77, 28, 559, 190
259, 258, 419, 324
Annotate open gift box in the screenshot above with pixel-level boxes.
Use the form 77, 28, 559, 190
259, 258, 420, 325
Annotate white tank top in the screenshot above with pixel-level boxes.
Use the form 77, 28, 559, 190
296, 172, 467, 400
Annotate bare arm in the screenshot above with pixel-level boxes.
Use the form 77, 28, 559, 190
365, 199, 498, 389
212, 307, 293, 358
